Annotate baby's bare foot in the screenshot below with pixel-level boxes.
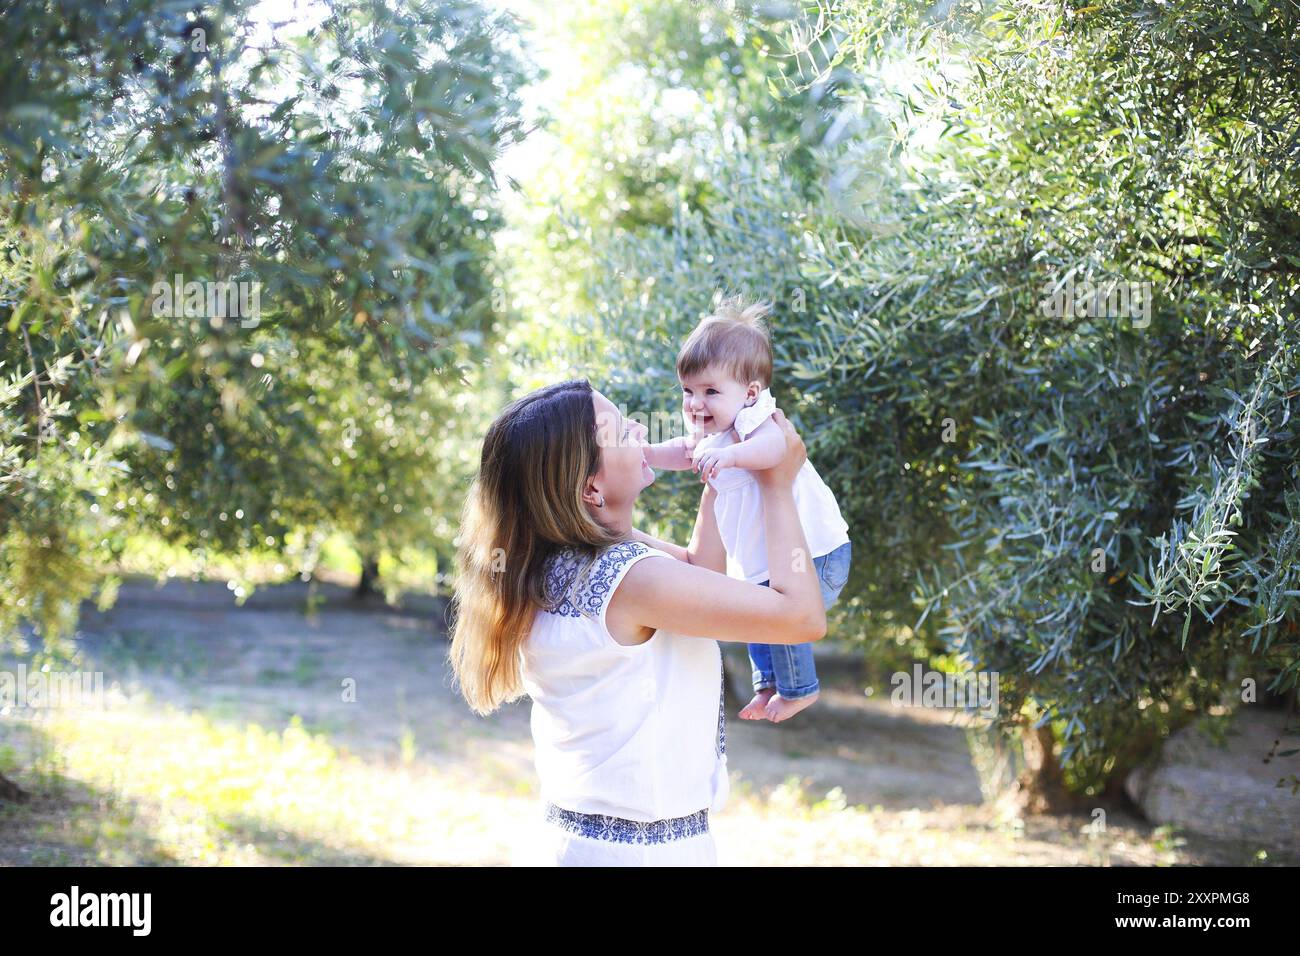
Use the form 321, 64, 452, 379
739, 688, 775, 720
764, 690, 820, 723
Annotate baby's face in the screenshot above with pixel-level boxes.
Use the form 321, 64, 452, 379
679, 365, 753, 435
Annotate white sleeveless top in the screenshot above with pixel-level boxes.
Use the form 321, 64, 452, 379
519, 540, 730, 823
693, 388, 850, 583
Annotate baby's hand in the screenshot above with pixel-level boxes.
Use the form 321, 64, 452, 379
693, 445, 737, 483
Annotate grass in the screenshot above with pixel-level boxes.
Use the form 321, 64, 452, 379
2, 581, 1292, 867
2, 696, 1285, 866
1, 703, 530, 866
97, 628, 212, 681
256, 653, 324, 687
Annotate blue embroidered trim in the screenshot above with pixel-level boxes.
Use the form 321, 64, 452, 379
540, 548, 585, 618
716, 659, 727, 758
541, 540, 648, 619
544, 802, 709, 843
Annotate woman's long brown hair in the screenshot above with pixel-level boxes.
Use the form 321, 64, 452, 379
449, 379, 626, 715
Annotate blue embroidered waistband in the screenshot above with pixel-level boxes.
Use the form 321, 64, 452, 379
544, 802, 709, 844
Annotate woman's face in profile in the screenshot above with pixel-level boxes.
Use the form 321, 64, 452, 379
591, 389, 655, 508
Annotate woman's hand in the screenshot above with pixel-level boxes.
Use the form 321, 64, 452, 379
610, 412, 824, 647
754, 409, 806, 488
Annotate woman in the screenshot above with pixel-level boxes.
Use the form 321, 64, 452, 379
449, 379, 826, 866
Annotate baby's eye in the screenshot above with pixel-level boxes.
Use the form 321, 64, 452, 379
706, 389, 718, 395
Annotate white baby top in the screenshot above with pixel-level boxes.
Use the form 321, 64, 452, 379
693, 387, 850, 583
519, 540, 730, 823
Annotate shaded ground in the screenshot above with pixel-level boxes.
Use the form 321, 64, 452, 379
0, 577, 1292, 866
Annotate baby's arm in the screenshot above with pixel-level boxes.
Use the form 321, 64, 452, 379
642, 435, 698, 471
727, 417, 787, 470
692, 416, 787, 481
696, 416, 785, 481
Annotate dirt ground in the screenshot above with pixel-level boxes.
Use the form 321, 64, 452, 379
0, 578, 1292, 866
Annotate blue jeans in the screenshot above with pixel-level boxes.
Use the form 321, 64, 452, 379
748, 541, 851, 700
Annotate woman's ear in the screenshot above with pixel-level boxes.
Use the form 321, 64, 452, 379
581, 477, 605, 509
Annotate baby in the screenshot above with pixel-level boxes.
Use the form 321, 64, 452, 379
643, 295, 852, 723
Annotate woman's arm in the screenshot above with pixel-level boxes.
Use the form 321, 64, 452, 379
608, 411, 826, 645
685, 483, 727, 573
629, 485, 726, 572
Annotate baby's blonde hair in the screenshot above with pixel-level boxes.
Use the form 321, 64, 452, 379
676, 292, 774, 388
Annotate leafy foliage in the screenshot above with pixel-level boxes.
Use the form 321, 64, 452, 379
518, 0, 1300, 791
0, 0, 530, 646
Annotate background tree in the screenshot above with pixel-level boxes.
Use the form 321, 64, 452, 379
5, 0, 1297, 813
0, 0, 532, 799
508, 0, 1300, 805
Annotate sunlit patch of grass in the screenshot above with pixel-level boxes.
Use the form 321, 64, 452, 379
1, 640, 1285, 867
1150, 824, 1188, 856
0, 703, 538, 866
711, 774, 1200, 867
399, 727, 418, 766
0, 742, 21, 775
3, 708, 1283, 866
